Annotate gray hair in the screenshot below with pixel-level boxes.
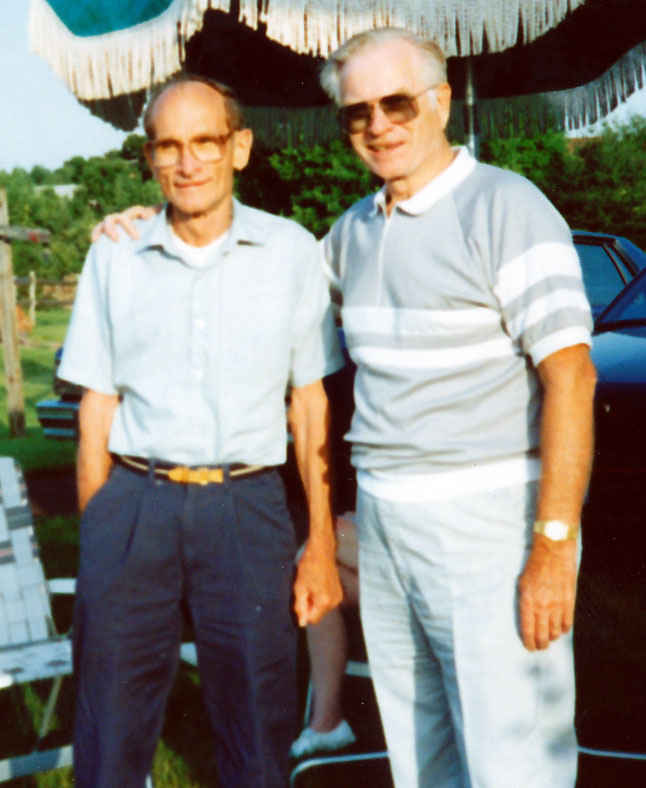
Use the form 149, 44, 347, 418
143, 73, 246, 139
320, 28, 447, 106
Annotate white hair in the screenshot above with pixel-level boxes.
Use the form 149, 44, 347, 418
320, 28, 447, 106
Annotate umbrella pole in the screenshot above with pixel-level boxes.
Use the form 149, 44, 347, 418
464, 58, 480, 158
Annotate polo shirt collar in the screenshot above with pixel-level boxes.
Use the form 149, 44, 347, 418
132, 197, 266, 257
372, 146, 476, 217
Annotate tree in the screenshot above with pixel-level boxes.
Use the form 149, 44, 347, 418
29, 164, 51, 185
120, 134, 152, 180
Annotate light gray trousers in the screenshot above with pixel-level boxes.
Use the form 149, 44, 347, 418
357, 481, 577, 788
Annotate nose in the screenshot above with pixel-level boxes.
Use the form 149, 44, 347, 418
176, 144, 200, 173
366, 102, 391, 135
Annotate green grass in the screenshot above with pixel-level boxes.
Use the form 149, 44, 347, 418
0, 308, 76, 471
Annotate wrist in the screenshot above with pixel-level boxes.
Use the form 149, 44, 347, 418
533, 519, 579, 542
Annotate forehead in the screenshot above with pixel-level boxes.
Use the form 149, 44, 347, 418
149, 82, 228, 138
339, 40, 425, 105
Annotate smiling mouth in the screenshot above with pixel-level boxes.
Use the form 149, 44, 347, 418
368, 141, 402, 153
175, 180, 208, 188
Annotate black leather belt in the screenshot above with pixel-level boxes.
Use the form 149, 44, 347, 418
114, 455, 269, 485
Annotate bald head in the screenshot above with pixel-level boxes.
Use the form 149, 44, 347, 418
144, 75, 244, 140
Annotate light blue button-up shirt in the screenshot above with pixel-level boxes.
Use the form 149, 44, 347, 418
59, 200, 344, 466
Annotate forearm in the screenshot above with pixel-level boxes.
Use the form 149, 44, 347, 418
77, 389, 119, 512
535, 345, 597, 527
289, 380, 336, 547
517, 346, 595, 649
289, 379, 343, 625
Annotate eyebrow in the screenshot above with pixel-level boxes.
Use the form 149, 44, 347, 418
151, 132, 229, 143
344, 88, 414, 106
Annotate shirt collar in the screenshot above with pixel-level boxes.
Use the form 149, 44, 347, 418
132, 197, 266, 257
372, 146, 476, 217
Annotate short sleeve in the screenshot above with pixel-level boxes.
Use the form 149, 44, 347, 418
290, 236, 344, 388
491, 179, 593, 367
58, 240, 117, 394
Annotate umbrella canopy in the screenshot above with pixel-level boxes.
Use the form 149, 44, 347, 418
29, 0, 646, 137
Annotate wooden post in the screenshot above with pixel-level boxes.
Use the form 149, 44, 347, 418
28, 271, 37, 326
0, 189, 26, 437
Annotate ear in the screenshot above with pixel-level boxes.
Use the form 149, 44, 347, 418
435, 83, 452, 131
232, 128, 253, 172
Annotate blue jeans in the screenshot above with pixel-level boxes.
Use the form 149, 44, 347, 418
73, 464, 298, 788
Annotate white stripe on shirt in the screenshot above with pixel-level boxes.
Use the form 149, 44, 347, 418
357, 455, 542, 502
494, 242, 583, 306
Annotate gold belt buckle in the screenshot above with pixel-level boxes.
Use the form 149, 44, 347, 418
167, 466, 224, 485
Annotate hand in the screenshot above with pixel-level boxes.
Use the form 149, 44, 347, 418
517, 534, 578, 651
90, 204, 160, 242
293, 538, 343, 627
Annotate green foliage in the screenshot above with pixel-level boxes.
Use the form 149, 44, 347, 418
0, 152, 162, 279
239, 138, 378, 237
3, 119, 646, 281
559, 118, 646, 249
479, 129, 571, 194
119, 133, 152, 181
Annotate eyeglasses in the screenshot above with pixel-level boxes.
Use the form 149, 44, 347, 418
338, 85, 437, 134
146, 132, 234, 167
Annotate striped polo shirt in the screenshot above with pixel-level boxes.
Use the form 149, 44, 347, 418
323, 147, 592, 501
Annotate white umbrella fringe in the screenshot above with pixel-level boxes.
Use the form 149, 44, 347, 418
27, 0, 646, 138
30, 0, 589, 100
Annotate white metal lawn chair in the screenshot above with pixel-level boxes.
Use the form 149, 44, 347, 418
0, 455, 75, 782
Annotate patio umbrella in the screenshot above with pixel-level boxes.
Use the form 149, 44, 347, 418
29, 0, 646, 141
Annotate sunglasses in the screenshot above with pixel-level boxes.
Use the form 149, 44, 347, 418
338, 85, 437, 134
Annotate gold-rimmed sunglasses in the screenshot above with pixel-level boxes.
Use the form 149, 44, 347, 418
338, 85, 437, 134
145, 132, 234, 168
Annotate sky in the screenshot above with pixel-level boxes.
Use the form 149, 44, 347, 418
2, 4, 646, 173
1, 4, 130, 172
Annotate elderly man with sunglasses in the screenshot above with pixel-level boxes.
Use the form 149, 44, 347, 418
58, 75, 344, 788
319, 28, 596, 787
93, 28, 595, 787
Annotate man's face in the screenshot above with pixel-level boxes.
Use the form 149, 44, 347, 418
338, 39, 451, 193
145, 82, 252, 222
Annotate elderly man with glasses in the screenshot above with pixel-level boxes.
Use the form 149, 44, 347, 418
59, 75, 344, 788
320, 28, 596, 787
93, 28, 596, 787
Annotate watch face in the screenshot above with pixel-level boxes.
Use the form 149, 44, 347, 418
545, 521, 568, 540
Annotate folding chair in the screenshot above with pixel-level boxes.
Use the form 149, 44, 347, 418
289, 609, 391, 787
0, 456, 74, 781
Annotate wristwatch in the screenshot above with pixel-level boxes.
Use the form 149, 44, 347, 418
533, 519, 579, 541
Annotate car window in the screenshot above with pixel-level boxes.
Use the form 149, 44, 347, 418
604, 246, 634, 281
575, 242, 627, 316
614, 291, 646, 321
601, 273, 646, 324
